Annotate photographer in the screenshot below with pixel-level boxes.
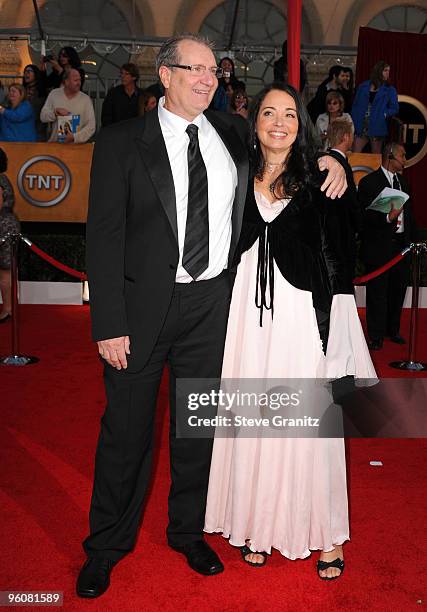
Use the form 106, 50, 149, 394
41, 46, 83, 91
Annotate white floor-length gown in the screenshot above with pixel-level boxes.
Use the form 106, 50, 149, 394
204, 192, 377, 559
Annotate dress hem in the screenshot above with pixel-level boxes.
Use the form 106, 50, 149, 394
204, 528, 349, 561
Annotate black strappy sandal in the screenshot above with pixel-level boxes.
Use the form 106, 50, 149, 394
240, 545, 268, 567
317, 557, 345, 580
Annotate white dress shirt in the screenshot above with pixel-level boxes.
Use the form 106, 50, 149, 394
381, 165, 404, 233
157, 97, 237, 282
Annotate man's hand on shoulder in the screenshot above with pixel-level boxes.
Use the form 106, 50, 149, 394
97, 336, 130, 370
317, 155, 347, 199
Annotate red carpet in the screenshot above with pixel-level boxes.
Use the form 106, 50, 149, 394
0, 306, 426, 611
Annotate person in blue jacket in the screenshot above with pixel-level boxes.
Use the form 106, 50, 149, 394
0, 83, 37, 142
351, 61, 398, 154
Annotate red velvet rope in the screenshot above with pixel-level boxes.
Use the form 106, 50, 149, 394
27, 241, 87, 281
353, 250, 409, 285
18, 236, 409, 287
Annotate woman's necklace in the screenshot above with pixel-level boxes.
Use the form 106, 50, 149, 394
264, 160, 284, 175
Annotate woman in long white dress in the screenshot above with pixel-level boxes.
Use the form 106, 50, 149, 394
204, 84, 376, 580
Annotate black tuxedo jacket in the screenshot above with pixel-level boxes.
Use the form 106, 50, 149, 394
86, 108, 249, 371
326, 149, 361, 232
358, 167, 416, 266
327, 149, 356, 192
235, 178, 354, 350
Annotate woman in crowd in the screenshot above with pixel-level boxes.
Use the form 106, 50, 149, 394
0, 84, 37, 142
41, 46, 83, 91
351, 60, 398, 153
340, 66, 354, 113
211, 56, 246, 112
230, 89, 249, 120
204, 83, 376, 580
315, 91, 353, 150
137, 90, 158, 116
23, 64, 47, 141
0, 80, 7, 106
0, 148, 20, 323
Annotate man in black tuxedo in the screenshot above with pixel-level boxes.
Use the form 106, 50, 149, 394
359, 143, 417, 350
77, 34, 347, 598
327, 117, 360, 284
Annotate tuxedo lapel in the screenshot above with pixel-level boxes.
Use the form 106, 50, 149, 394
205, 110, 249, 265
372, 168, 389, 198
134, 110, 249, 259
134, 111, 178, 243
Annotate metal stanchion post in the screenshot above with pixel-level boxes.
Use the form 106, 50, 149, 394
0, 233, 39, 366
390, 242, 427, 371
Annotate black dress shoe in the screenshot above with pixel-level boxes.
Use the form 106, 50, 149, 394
76, 557, 115, 598
389, 334, 406, 344
368, 339, 383, 351
170, 540, 224, 575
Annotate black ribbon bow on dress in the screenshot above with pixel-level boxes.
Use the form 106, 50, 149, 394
255, 223, 275, 326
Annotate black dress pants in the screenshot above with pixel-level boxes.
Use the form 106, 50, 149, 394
83, 272, 232, 561
365, 238, 409, 342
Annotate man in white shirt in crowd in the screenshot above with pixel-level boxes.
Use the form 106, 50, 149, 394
40, 67, 95, 143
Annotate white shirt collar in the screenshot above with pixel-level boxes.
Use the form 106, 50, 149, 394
381, 165, 396, 186
157, 96, 203, 137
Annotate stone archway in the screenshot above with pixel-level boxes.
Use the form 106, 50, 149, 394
341, 0, 426, 45
175, 0, 316, 44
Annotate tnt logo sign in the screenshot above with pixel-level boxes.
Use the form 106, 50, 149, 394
17, 155, 71, 207
398, 95, 427, 167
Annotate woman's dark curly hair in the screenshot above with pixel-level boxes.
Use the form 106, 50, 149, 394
59, 46, 82, 69
249, 82, 320, 199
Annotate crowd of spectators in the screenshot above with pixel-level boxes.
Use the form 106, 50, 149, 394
0, 46, 406, 343
0, 45, 399, 156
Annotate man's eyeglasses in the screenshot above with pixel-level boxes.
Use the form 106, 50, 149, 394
167, 64, 223, 78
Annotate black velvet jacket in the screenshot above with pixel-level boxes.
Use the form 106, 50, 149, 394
234, 177, 354, 350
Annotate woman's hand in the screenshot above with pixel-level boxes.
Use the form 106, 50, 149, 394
317, 156, 347, 199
